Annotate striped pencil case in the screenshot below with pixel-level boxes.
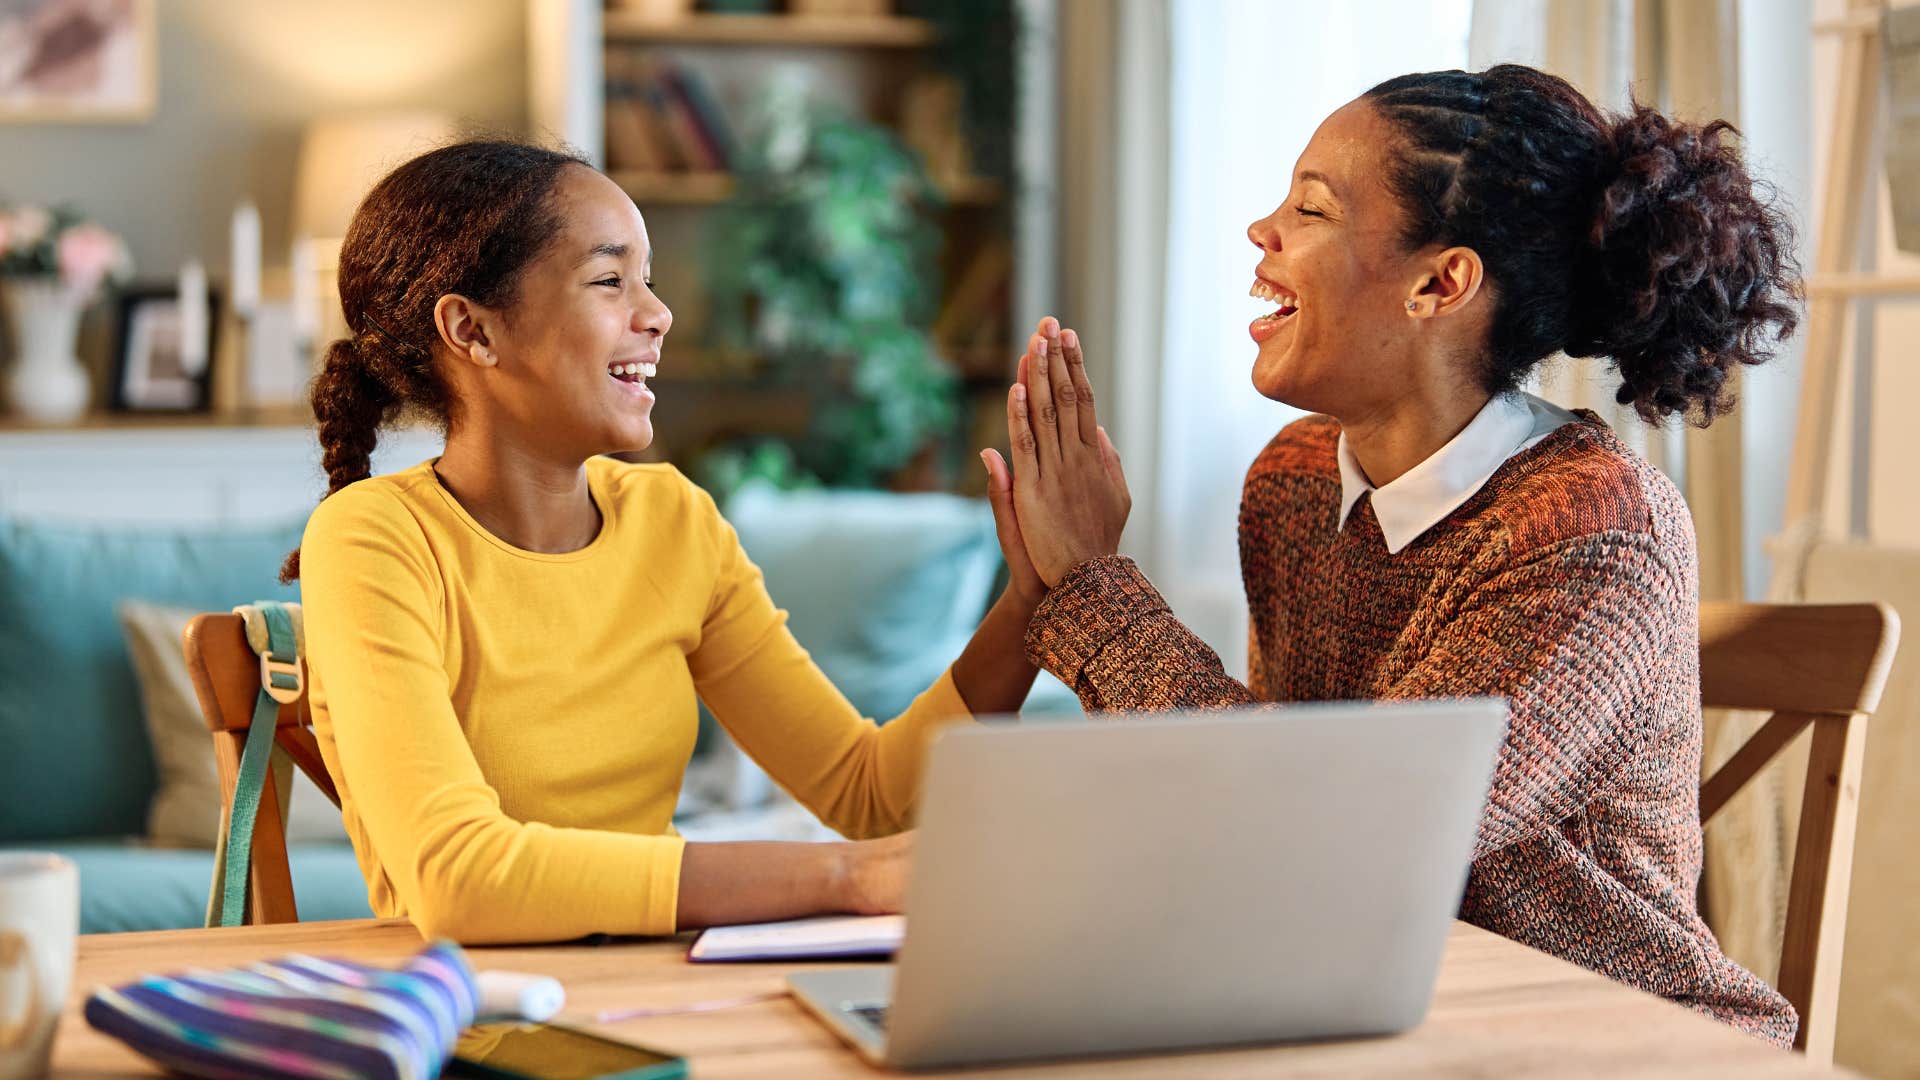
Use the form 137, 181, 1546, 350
83, 940, 478, 1080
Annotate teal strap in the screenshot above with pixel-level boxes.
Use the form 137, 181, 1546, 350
213, 602, 300, 928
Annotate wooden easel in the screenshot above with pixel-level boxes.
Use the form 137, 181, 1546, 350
1734, 6, 1919, 1073
1788, 0, 1895, 556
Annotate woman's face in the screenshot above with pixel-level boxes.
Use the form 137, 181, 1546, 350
1245, 100, 1427, 416
483, 166, 671, 454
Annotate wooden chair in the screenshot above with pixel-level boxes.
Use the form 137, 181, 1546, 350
181, 612, 340, 926
1698, 602, 1900, 1065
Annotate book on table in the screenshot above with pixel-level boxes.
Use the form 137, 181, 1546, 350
688, 915, 905, 963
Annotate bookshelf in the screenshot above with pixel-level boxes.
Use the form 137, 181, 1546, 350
602, 12, 937, 47
610, 169, 1003, 206
591, 3, 1029, 491
527, 2, 1045, 495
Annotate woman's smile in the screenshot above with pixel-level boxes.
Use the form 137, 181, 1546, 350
1248, 275, 1300, 344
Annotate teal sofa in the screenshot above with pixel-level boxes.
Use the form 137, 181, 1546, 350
0, 515, 376, 933
0, 480, 1064, 934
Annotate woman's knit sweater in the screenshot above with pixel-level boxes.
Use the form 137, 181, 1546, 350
1024, 412, 1795, 1045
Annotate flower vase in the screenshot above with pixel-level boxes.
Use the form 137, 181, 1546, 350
2, 278, 92, 425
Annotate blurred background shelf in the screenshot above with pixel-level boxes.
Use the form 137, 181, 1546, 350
0, 406, 316, 434
603, 13, 936, 48
591, 1, 1028, 495
612, 170, 740, 204
612, 169, 1002, 206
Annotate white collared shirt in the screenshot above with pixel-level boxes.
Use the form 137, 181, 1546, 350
1336, 391, 1581, 554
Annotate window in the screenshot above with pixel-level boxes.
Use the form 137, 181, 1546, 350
1151, 0, 1472, 672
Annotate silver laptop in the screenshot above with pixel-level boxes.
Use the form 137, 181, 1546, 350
788, 699, 1506, 1070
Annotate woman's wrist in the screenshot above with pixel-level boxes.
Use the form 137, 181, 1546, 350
1041, 549, 1112, 591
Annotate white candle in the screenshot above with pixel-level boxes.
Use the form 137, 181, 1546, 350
178, 259, 208, 376
230, 202, 261, 319
290, 239, 318, 344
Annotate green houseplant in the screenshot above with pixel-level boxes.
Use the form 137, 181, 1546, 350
703, 86, 957, 491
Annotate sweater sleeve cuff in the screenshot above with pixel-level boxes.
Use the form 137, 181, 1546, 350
1024, 555, 1169, 683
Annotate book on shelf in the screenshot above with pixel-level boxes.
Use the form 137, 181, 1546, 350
604, 52, 735, 175
606, 98, 668, 172
659, 60, 733, 170
604, 51, 678, 171
634, 66, 701, 171
934, 237, 1013, 367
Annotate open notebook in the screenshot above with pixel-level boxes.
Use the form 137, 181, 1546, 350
688, 915, 906, 963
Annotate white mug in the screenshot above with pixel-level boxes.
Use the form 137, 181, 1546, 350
0, 855, 76, 1080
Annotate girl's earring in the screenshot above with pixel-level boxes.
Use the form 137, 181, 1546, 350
1405, 300, 1419, 313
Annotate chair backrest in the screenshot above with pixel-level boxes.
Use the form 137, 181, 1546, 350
1698, 601, 1900, 1065
180, 612, 339, 925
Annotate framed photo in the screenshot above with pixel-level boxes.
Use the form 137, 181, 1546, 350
0, 0, 157, 123
112, 285, 217, 413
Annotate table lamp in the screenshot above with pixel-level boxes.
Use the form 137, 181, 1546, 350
291, 110, 456, 354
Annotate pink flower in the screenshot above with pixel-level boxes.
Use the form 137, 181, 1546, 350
56, 224, 128, 297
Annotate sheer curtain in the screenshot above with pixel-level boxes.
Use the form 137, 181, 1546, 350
1145, 0, 1471, 675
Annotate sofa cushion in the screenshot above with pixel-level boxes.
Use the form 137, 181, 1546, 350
118, 600, 348, 848
0, 517, 304, 842
723, 483, 1001, 722
11, 839, 372, 934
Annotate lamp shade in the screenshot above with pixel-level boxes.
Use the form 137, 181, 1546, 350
292, 110, 456, 241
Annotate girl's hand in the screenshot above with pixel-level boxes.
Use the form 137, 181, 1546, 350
1003, 317, 1131, 586
981, 449, 1048, 608
837, 831, 914, 915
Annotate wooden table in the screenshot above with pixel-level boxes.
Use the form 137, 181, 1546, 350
50, 918, 1834, 1077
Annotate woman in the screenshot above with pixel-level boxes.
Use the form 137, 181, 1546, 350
285, 141, 1046, 944
988, 66, 1801, 1043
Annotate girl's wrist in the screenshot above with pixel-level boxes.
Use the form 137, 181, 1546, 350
823, 842, 859, 912
1003, 581, 1047, 614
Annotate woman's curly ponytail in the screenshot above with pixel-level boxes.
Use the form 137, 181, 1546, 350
1567, 105, 1801, 423
1365, 64, 1801, 425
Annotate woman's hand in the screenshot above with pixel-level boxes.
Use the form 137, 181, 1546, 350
837, 831, 914, 915
989, 317, 1130, 586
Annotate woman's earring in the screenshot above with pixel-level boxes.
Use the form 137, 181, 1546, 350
1405, 300, 1419, 313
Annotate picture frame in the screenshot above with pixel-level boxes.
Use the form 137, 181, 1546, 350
111, 285, 218, 413
0, 0, 158, 123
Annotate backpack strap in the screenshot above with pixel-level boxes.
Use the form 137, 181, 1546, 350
206, 601, 302, 928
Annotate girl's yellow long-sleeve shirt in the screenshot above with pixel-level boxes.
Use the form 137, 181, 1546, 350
298, 456, 972, 944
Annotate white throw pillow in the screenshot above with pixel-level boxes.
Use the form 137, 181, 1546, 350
117, 600, 349, 848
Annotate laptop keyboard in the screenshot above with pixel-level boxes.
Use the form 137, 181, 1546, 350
850, 1004, 890, 1031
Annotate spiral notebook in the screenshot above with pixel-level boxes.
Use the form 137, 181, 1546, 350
687, 915, 905, 963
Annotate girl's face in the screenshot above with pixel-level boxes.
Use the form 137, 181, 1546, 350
483, 166, 672, 455
1244, 100, 1430, 418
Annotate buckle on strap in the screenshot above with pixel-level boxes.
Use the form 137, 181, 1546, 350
260, 652, 304, 705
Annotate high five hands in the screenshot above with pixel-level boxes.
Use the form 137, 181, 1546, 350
981, 317, 1131, 592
